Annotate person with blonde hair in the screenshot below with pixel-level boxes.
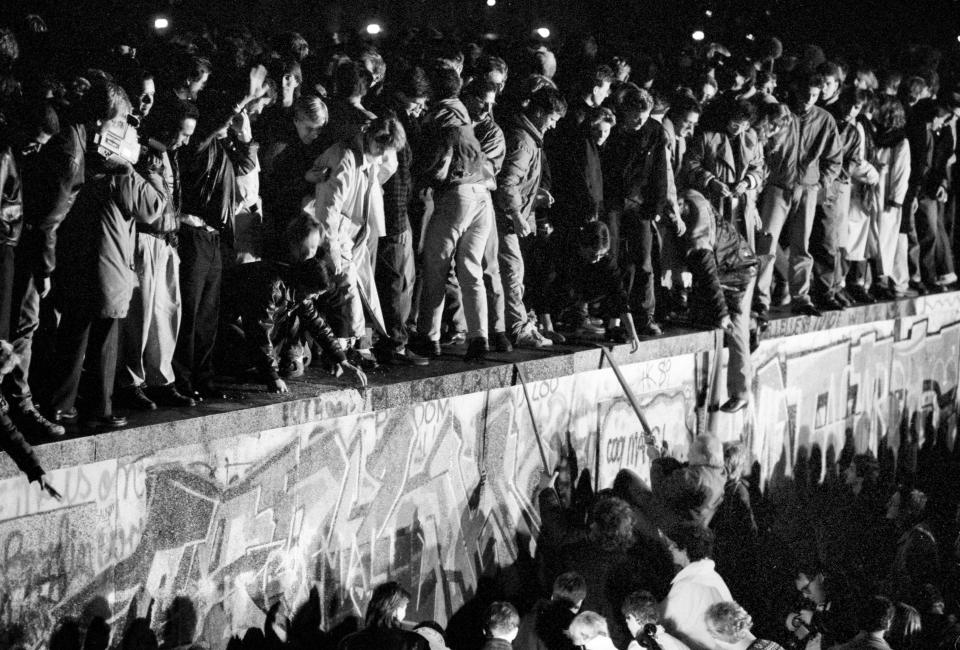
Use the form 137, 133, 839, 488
705, 601, 785, 649
567, 611, 617, 650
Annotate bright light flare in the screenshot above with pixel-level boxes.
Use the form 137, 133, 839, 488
487, 0, 496, 6
692, 30, 705, 41
746, 33, 755, 41
704, 9, 713, 17
535, 26, 551, 39
153, 17, 169, 30
365, 23, 382, 36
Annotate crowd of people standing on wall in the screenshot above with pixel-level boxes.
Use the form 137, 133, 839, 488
0, 14, 959, 496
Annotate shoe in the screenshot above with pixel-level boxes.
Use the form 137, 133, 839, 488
493, 331, 513, 353
926, 283, 948, 294
463, 337, 488, 363
16, 408, 66, 438
152, 384, 197, 408
834, 289, 854, 308
376, 347, 429, 366
345, 348, 380, 372
196, 383, 227, 400
870, 284, 896, 301
279, 358, 305, 379
847, 285, 875, 304
791, 301, 822, 317
48, 407, 79, 425
814, 296, 845, 311
410, 336, 442, 358
439, 329, 466, 346
82, 414, 128, 433
606, 326, 629, 343
542, 330, 567, 344
720, 397, 749, 413
118, 385, 157, 411
515, 324, 553, 348
909, 280, 929, 295
637, 321, 663, 337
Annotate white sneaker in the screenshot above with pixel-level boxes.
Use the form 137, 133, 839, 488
515, 324, 553, 348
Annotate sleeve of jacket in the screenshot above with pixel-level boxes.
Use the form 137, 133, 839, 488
314, 147, 355, 262
300, 297, 348, 364
238, 277, 282, 381
684, 132, 717, 192
818, 117, 843, 186
495, 135, 535, 220
743, 132, 765, 190
0, 149, 23, 239
1, 419, 44, 483
889, 141, 912, 207
412, 122, 454, 190
116, 166, 167, 225
226, 138, 259, 177
37, 137, 84, 279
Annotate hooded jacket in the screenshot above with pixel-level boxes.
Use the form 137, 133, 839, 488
494, 112, 545, 227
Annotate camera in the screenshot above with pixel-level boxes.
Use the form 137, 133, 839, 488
91, 114, 142, 165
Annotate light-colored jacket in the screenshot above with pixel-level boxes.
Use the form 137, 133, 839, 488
661, 559, 733, 650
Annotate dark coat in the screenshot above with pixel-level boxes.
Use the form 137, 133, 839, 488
494, 113, 545, 227
339, 627, 430, 650
0, 144, 22, 247
651, 458, 726, 528
515, 603, 577, 650
54, 161, 165, 318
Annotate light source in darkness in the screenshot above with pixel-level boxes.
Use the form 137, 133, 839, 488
153, 17, 169, 30
745, 33, 755, 41
365, 22, 382, 36
535, 26, 551, 39
487, 0, 496, 6
692, 30, 705, 41
704, 9, 713, 17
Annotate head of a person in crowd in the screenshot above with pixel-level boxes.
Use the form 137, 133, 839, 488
901, 75, 930, 107
532, 48, 558, 80
722, 441, 748, 481
359, 47, 387, 90
887, 602, 921, 649
523, 85, 567, 134
414, 622, 449, 650
293, 94, 328, 145
919, 583, 945, 615
794, 564, 829, 606
839, 450, 877, 495
118, 69, 155, 119
175, 55, 212, 102
914, 99, 953, 131
689, 434, 723, 468
722, 98, 756, 139
285, 220, 332, 295
579, 64, 615, 108
854, 67, 879, 91
0, 27, 18, 73
756, 101, 792, 141
756, 70, 777, 97
145, 97, 198, 152
695, 74, 718, 105
588, 495, 635, 553
479, 55, 508, 95
362, 114, 406, 159
430, 65, 463, 105
435, 41, 465, 76
666, 521, 715, 568
621, 591, 661, 640
334, 61, 373, 104
16, 100, 59, 156
613, 85, 653, 131
788, 73, 823, 115
816, 61, 844, 104
732, 60, 757, 93
856, 596, 895, 636
650, 89, 670, 120
365, 581, 410, 629
832, 87, 869, 126
551, 572, 587, 613
462, 80, 498, 124
393, 65, 431, 118
610, 56, 631, 84
484, 602, 520, 641
873, 96, 907, 136
704, 601, 756, 647
271, 31, 310, 62
881, 70, 903, 97
567, 611, 613, 650
269, 58, 302, 108
666, 93, 701, 139
577, 221, 611, 264
586, 106, 616, 146
81, 80, 136, 164
887, 487, 928, 529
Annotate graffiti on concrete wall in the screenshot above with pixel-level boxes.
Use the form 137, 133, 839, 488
0, 357, 700, 650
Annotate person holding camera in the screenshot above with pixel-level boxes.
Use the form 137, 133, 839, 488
46, 81, 167, 432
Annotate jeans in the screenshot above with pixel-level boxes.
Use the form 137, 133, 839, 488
49, 313, 119, 418
755, 185, 818, 310
418, 184, 493, 341
120, 235, 182, 388
444, 206, 506, 334
812, 181, 850, 299
173, 225, 222, 391
4, 249, 41, 412
374, 229, 415, 350
915, 198, 955, 285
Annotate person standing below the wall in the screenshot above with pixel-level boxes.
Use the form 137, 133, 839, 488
339, 582, 430, 650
